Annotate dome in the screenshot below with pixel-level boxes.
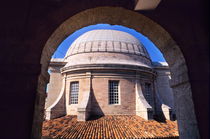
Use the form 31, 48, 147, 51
62, 29, 152, 71
65, 30, 150, 59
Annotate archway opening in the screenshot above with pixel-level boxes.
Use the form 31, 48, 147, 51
42, 24, 178, 138
32, 7, 199, 139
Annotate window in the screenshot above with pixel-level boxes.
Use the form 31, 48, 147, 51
145, 83, 152, 105
70, 82, 79, 104
109, 81, 119, 104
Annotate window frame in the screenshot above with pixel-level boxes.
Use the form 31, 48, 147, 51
108, 80, 120, 105
69, 81, 79, 104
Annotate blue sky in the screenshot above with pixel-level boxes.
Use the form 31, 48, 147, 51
52, 24, 165, 62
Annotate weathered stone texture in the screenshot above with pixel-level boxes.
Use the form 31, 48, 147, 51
173, 82, 199, 139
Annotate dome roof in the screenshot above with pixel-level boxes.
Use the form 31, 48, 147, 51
62, 29, 152, 71
65, 30, 150, 59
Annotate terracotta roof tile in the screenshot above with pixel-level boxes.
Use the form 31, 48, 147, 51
42, 115, 179, 139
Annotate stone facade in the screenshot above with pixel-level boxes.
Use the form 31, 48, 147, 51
45, 30, 175, 122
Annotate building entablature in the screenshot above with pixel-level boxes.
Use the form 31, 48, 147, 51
61, 63, 156, 76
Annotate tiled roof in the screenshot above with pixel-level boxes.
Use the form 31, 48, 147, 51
42, 115, 179, 139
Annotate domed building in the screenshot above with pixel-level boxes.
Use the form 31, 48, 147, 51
45, 29, 175, 121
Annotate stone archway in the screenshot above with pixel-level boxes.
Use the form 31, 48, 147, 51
32, 7, 200, 139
